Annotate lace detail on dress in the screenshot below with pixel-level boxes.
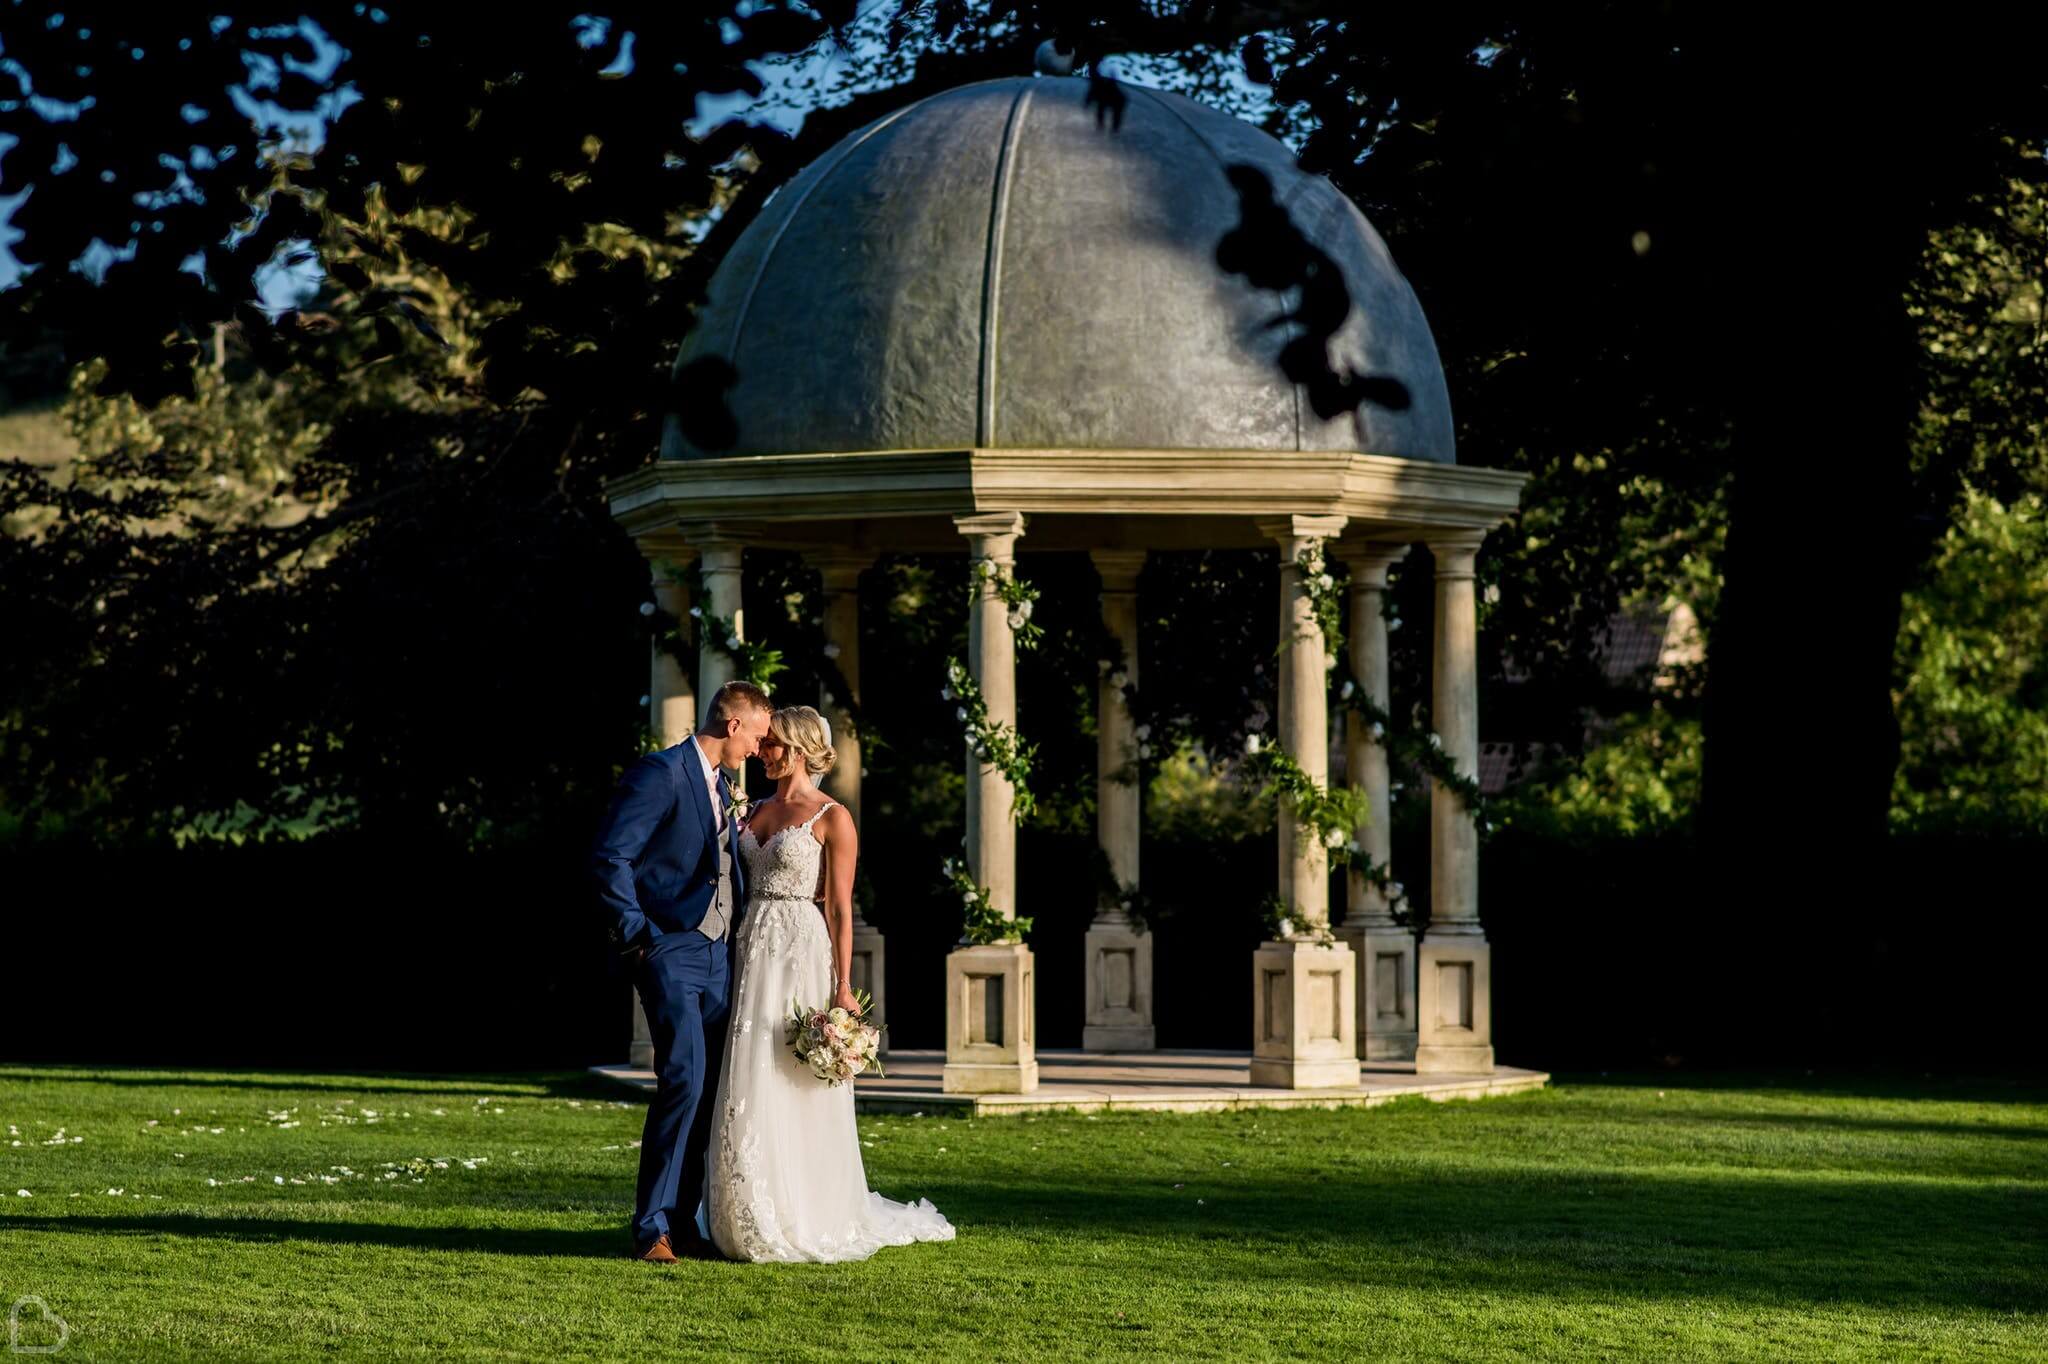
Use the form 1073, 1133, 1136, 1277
703, 797, 956, 1264
739, 800, 834, 900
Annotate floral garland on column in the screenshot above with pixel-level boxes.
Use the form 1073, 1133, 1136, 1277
943, 853, 1035, 944
643, 558, 788, 692
940, 558, 1042, 945
1297, 538, 1498, 836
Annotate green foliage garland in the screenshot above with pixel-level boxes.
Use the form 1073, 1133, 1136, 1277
972, 558, 1044, 652
943, 852, 1032, 945
941, 658, 1037, 824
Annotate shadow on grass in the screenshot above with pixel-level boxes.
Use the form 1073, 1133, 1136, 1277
9, 1167, 2042, 1317
0, 1066, 628, 1103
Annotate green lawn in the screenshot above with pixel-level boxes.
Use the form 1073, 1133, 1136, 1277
0, 1066, 2042, 1361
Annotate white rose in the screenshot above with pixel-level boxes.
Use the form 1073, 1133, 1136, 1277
1017, 599, 1033, 620
1244, 734, 1262, 755
1317, 573, 1335, 591
1324, 827, 1345, 848
1007, 611, 1023, 630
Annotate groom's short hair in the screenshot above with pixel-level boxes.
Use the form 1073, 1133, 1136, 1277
702, 680, 773, 729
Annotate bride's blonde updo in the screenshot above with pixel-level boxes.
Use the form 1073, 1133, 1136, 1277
770, 704, 838, 778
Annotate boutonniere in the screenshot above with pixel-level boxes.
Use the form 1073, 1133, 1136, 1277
724, 782, 753, 826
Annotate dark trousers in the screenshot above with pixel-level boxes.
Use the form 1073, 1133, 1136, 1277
631, 931, 731, 1246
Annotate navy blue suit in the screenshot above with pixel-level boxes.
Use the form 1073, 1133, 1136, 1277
590, 737, 747, 1248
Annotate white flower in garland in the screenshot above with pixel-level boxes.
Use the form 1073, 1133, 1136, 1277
956, 707, 970, 723
639, 601, 656, 617
1323, 827, 1346, 849
725, 634, 741, 650
1317, 573, 1335, 591
1017, 599, 1033, 621
1340, 680, 1356, 700
822, 642, 842, 660
1134, 724, 1151, 741
688, 606, 703, 619
638, 695, 650, 708
940, 685, 954, 701
1244, 734, 1262, 755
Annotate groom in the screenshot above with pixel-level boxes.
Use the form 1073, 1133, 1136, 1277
590, 679, 774, 1262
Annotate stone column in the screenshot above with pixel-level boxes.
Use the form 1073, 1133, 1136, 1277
645, 551, 698, 749
630, 544, 698, 1070
1333, 542, 1417, 1062
1416, 530, 1494, 1075
1084, 550, 1153, 1052
943, 512, 1037, 1094
691, 530, 746, 723
1249, 515, 1359, 1089
812, 550, 884, 1050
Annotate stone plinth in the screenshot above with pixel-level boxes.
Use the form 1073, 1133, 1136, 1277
1337, 923, 1418, 1061
942, 942, 1038, 1094
1416, 933, 1493, 1074
1249, 939, 1361, 1089
1083, 922, 1154, 1051
851, 922, 887, 1056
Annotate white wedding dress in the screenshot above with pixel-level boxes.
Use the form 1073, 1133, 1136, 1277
704, 799, 956, 1262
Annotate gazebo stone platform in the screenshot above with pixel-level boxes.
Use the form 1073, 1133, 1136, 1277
592, 1050, 1549, 1116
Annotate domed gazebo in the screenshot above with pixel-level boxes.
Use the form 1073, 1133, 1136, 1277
607, 74, 1527, 1095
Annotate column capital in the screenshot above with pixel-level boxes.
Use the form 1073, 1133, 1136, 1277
1090, 548, 1147, 593
1255, 514, 1349, 552
807, 549, 875, 592
955, 511, 1026, 564
954, 511, 1027, 540
636, 533, 698, 573
1425, 529, 1489, 578
1331, 540, 1412, 585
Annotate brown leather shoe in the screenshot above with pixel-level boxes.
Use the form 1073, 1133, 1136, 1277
634, 1234, 679, 1264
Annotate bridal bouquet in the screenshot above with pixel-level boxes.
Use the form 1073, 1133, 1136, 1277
786, 991, 885, 1085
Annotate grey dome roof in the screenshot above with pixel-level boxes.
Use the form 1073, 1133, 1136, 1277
662, 76, 1455, 463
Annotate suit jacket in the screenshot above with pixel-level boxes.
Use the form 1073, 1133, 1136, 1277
590, 737, 747, 952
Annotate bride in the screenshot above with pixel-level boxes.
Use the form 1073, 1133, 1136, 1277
703, 704, 955, 1262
